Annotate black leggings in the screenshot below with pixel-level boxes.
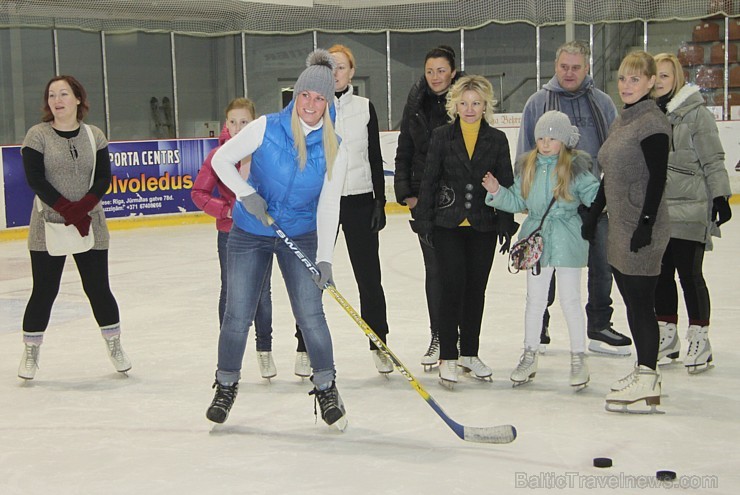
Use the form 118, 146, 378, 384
612, 267, 659, 369
23, 249, 119, 332
654, 238, 710, 326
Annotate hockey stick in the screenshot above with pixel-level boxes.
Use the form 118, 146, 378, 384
269, 219, 517, 444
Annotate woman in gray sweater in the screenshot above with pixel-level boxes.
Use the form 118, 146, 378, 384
652, 53, 732, 374
582, 52, 670, 413
19, 75, 131, 380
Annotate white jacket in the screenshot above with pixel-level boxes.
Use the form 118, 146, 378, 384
335, 87, 373, 196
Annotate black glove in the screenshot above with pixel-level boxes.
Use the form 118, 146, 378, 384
580, 204, 603, 243
581, 216, 598, 243
630, 218, 654, 253
498, 231, 512, 254
369, 199, 386, 233
712, 196, 732, 227
419, 232, 434, 249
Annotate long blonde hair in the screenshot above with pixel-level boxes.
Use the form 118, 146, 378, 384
290, 104, 339, 179
519, 146, 576, 202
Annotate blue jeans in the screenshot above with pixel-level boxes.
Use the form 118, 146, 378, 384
217, 230, 273, 351
586, 213, 614, 331
216, 227, 336, 387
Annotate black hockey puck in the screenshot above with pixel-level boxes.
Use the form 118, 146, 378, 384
593, 457, 612, 468
656, 470, 677, 481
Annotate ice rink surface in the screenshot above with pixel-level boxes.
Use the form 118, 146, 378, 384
1, 212, 738, 494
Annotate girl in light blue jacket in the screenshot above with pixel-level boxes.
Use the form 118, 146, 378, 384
482, 111, 600, 389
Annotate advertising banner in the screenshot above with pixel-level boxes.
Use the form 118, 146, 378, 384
2, 138, 218, 228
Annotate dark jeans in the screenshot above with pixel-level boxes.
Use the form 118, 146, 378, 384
655, 238, 710, 326
543, 213, 613, 332
218, 230, 273, 351
612, 267, 659, 369
24, 249, 119, 331
433, 226, 497, 360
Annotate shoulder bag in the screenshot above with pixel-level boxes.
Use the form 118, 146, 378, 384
508, 197, 557, 276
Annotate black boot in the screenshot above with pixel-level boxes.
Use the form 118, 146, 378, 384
206, 380, 239, 424
309, 381, 346, 426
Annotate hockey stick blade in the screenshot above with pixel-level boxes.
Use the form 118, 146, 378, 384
269, 219, 517, 444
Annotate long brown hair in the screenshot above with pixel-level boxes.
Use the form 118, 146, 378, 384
42, 75, 89, 122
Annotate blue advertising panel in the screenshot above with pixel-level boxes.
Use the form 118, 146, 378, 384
2, 138, 218, 228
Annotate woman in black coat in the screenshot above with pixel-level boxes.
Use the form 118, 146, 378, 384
393, 45, 462, 370
414, 75, 516, 388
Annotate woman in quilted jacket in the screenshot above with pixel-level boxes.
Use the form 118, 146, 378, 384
652, 53, 732, 373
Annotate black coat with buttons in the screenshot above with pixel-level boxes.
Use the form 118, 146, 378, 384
414, 117, 516, 235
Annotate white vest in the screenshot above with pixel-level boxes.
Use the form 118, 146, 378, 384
335, 87, 373, 196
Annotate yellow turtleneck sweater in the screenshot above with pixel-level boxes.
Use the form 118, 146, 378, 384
460, 118, 481, 159
459, 118, 481, 227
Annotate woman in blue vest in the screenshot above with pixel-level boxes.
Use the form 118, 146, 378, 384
205, 50, 349, 430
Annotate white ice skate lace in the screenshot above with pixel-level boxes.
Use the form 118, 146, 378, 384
516, 350, 536, 372
22, 344, 40, 372
570, 353, 585, 375
107, 337, 125, 363
257, 352, 275, 376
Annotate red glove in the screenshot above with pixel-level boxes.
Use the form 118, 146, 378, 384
73, 215, 92, 237
52, 196, 73, 213
62, 193, 100, 226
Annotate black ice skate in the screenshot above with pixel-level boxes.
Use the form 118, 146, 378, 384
588, 325, 632, 356
206, 380, 239, 424
309, 381, 347, 431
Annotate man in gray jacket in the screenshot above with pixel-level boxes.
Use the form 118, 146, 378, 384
517, 40, 631, 356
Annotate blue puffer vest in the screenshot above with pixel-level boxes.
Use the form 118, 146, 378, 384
232, 100, 335, 237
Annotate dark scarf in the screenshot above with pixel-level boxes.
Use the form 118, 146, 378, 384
545, 81, 610, 147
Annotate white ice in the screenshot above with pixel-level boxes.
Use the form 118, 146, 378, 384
1, 212, 739, 494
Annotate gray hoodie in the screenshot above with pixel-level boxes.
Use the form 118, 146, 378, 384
517, 75, 617, 178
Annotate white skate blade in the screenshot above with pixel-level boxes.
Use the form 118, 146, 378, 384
438, 378, 456, 390
333, 416, 348, 432
588, 340, 631, 356
571, 381, 589, 392
657, 357, 679, 366
422, 362, 439, 372
686, 362, 714, 375
538, 344, 547, 354
511, 377, 534, 388
605, 397, 664, 414
467, 374, 493, 382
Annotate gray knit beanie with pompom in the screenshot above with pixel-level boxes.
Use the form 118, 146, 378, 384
293, 49, 336, 106
534, 110, 580, 149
